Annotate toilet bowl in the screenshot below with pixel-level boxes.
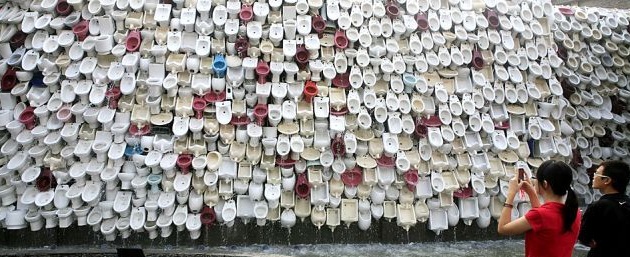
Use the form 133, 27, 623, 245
86, 207, 103, 231
100, 217, 118, 241
20, 186, 39, 210
35, 189, 55, 209
158, 191, 176, 218
281, 208, 297, 229
57, 207, 74, 228
186, 213, 202, 239
113, 191, 132, 217
156, 212, 173, 237
222, 199, 237, 226
24, 210, 43, 231
40, 209, 58, 229
82, 181, 103, 206
53, 185, 70, 209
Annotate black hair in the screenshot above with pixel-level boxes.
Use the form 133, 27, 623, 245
599, 160, 630, 194
536, 160, 578, 233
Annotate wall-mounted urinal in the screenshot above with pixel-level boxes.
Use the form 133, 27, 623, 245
459, 197, 480, 226
446, 204, 460, 227
185, 213, 202, 240
477, 207, 491, 229
428, 208, 448, 235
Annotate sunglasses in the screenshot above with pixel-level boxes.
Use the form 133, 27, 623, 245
593, 173, 610, 179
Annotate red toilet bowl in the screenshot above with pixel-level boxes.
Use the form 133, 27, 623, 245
416, 12, 429, 31
9, 31, 27, 51
19, 107, 37, 130
341, 168, 362, 187
312, 15, 326, 38
386, 0, 400, 19
303, 81, 318, 103
239, 4, 253, 23
484, 9, 499, 29
295, 173, 311, 199
1, 68, 17, 92
295, 44, 310, 70
403, 169, 419, 192
126, 30, 142, 52
73, 20, 89, 41
200, 206, 216, 226
332, 73, 350, 88
256, 60, 270, 84
235, 37, 250, 58
334, 30, 348, 49
192, 97, 207, 119
331, 135, 346, 157
55, 0, 73, 16
177, 154, 193, 174
253, 104, 268, 126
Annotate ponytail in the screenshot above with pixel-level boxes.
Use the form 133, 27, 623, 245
562, 187, 578, 233
536, 160, 579, 233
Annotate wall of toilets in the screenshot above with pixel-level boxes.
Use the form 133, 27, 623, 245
0, 0, 629, 242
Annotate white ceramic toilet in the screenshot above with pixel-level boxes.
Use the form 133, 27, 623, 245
157, 213, 174, 238
113, 191, 132, 217
53, 185, 70, 209
222, 199, 237, 227
129, 206, 146, 233
172, 204, 188, 232
186, 213, 202, 239
264, 183, 281, 209
35, 189, 55, 209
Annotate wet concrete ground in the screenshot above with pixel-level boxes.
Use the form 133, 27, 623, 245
0, 240, 589, 257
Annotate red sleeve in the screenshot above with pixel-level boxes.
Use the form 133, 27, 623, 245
525, 208, 544, 232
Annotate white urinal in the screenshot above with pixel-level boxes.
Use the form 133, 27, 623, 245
459, 197, 480, 225
222, 199, 237, 226
186, 213, 202, 240
311, 206, 326, 229
236, 195, 255, 224
396, 203, 417, 231
310, 182, 329, 208
264, 183, 281, 209
415, 200, 430, 223
447, 204, 460, 227
187, 190, 202, 214
358, 210, 371, 231
429, 208, 448, 235
254, 200, 269, 226
477, 207, 491, 229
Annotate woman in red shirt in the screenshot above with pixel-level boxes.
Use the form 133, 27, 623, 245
497, 160, 581, 257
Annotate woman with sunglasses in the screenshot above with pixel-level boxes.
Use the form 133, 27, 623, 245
497, 160, 581, 257
579, 160, 630, 257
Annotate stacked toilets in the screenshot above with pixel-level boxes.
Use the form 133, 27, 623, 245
0, 0, 630, 240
